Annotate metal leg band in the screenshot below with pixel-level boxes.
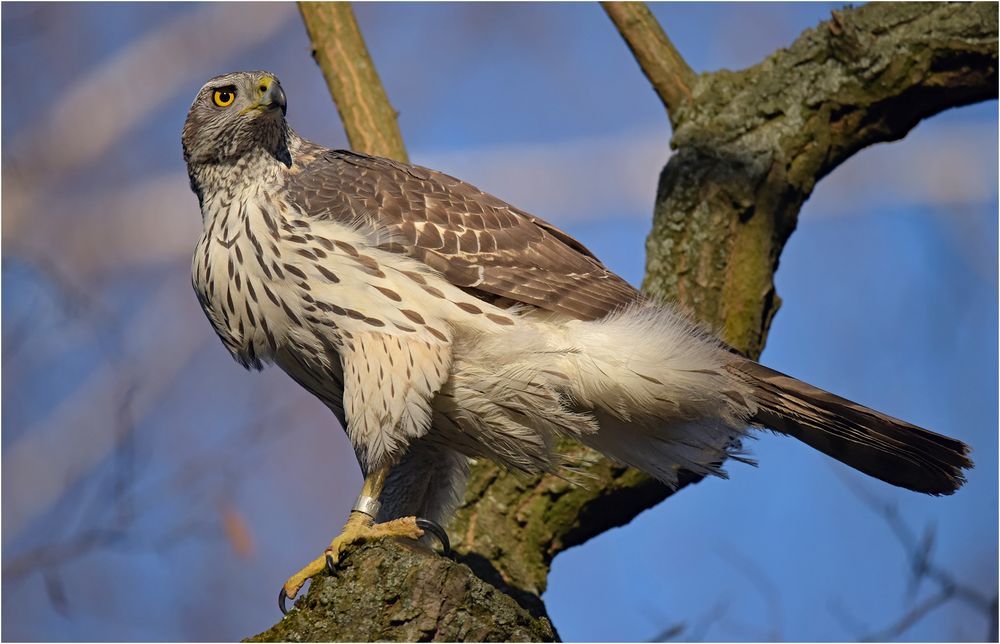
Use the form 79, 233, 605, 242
351, 494, 381, 519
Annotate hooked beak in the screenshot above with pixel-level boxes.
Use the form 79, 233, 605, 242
245, 75, 286, 116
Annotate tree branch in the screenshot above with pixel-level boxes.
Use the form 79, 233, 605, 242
451, 2, 998, 603
298, 2, 409, 162
254, 3, 997, 640
643, 1, 997, 357
601, 1, 694, 123
246, 541, 556, 642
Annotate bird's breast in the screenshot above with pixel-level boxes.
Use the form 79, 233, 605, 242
190, 184, 528, 419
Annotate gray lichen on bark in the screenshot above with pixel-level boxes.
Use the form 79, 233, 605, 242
246, 541, 556, 642
645, 2, 997, 358
253, 2, 997, 640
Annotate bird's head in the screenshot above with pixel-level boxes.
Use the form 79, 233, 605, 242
182, 70, 289, 168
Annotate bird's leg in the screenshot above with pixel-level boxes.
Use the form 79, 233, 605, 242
279, 466, 448, 611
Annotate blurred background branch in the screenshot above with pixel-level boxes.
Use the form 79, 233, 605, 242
5, 3, 294, 248
831, 479, 999, 642
2, 277, 204, 544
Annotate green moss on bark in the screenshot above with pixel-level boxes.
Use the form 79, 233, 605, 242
247, 541, 556, 642
260, 3, 997, 640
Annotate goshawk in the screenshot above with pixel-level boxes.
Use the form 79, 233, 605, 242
182, 71, 972, 609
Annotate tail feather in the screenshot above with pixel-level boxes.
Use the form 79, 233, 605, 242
448, 302, 972, 496
729, 359, 972, 495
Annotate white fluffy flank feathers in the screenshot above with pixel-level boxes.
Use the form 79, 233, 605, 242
447, 302, 759, 486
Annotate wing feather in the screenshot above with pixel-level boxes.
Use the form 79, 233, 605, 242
286, 149, 640, 320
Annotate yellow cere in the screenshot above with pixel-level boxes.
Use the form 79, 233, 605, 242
213, 89, 235, 107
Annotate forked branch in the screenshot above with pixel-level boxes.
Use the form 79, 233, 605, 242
601, 2, 695, 123
259, 3, 998, 641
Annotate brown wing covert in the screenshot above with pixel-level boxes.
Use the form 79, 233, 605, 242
286, 150, 641, 320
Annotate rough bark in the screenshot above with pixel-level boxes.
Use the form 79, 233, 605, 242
643, 2, 997, 358
246, 541, 555, 642
255, 2, 997, 641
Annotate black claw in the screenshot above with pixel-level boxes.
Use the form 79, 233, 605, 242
326, 553, 336, 575
416, 517, 451, 555
278, 587, 290, 615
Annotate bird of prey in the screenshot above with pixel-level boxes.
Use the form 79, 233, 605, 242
182, 71, 972, 610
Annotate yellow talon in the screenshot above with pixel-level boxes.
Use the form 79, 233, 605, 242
280, 466, 437, 607
281, 513, 425, 601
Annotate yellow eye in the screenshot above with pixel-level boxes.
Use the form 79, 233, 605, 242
213, 89, 235, 107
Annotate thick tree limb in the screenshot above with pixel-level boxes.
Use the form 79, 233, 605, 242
643, 2, 997, 356
255, 3, 997, 640
298, 2, 409, 162
452, 0, 998, 603
246, 541, 556, 642
601, 2, 694, 122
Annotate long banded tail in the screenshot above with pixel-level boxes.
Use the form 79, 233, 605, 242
730, 359, 972, 495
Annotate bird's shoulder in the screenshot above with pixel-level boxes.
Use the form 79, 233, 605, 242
283, 145, 641, 320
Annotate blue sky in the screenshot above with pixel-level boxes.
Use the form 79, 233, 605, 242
3, 3, 996, 641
